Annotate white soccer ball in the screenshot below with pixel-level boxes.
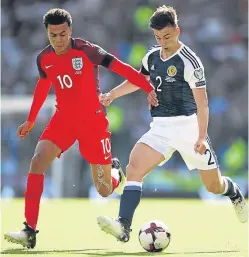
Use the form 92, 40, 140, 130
138, 220, 171, 252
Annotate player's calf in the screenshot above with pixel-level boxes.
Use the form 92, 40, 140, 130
199, 168, 225, 194
91, 158, 124, 197
94, 164, 113, 197
200, 170, 248, 223
203, 180, 223, 194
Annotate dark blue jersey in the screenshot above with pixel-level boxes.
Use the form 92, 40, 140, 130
141, 43, 206, 117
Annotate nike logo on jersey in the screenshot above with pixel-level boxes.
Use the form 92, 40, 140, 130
151, 65, 155, 70
45, 65, 53, 69
104, 155, 111, 160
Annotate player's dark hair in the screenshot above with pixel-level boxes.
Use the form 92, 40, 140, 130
149, 5, 178, 30
43, 8, 72, 29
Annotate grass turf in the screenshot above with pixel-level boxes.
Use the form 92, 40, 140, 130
1, 199, 248, 257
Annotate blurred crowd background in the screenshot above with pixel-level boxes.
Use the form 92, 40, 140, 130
1, 0, 248, 199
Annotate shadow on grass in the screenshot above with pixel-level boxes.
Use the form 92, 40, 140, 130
1, 248, 105, 255
77, 250, 241, 256
1, 248, 241, 256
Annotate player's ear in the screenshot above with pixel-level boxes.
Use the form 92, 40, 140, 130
176, 27, 180, 35
68, 27, 72, 37
175, 27, 180, 38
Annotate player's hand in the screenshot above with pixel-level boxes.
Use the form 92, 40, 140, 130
17, 121, 34, 139
147, 90, 158, 108
194, 138, 206, 155
99, 92, 114, 107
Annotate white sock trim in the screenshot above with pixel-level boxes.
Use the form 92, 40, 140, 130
111, 168, 119, 181
125, 181, 143, 187
222, 176, 229, 194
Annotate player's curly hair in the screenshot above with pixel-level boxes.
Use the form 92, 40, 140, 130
43, 8, 72, 29
149, 5, 178, 30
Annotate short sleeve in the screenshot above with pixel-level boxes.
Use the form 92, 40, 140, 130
188, 67, 206, 89
140, 63, 150, 75
140, 45, 160, 76
140, 54, 150, 75
141, 54, 149, 72
182, 54, 206, 89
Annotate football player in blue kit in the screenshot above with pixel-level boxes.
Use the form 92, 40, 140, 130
97, 5, 248, 242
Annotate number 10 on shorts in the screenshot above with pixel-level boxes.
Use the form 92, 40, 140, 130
101, 138, 111, 160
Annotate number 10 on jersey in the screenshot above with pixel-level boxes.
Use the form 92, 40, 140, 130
101, 138, 111, 159
57, 74, 73, 89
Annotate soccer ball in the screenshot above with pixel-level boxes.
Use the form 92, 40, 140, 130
138, 220, 171, 252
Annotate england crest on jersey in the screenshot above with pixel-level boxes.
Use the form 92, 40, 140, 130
72, 57, 83, 70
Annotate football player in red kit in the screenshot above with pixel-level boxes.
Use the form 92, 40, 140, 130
4, 8, 158, 249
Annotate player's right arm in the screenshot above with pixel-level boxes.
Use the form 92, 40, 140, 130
104, 49, 153, 99
17, 55, 51, 139
100, 72, 150, 106
82, 41, 157, 106
99, 49, 153, 106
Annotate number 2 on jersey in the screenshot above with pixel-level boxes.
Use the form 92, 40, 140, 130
205, 149, 215, 165
57, 74, 73, 89
156, 76, 162, 92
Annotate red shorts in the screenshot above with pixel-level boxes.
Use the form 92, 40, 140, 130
39, 111, 112, 164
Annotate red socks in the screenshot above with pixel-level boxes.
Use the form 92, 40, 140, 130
24, 172, 118, 229
24, 173, 44, 230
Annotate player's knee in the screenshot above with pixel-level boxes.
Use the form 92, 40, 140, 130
126, 161, 143, 181
205, 182, 222, 194
30, 153, 46, 174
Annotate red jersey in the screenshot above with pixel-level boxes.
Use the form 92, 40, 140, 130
37, 38, 111, 117
28, 37, 154, 122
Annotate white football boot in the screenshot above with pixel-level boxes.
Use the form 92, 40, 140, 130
231, 184, 248, 223
97, 215, 130, 242
4, 222, 39, 248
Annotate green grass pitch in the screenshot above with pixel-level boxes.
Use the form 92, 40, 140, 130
1, 199, 248, 257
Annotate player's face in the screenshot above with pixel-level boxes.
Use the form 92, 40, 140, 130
152, 26, 180, 50
47, 22, 72, 54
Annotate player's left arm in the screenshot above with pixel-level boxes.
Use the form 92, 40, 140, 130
188, 65, 209, 154
192, 88, 209, 141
